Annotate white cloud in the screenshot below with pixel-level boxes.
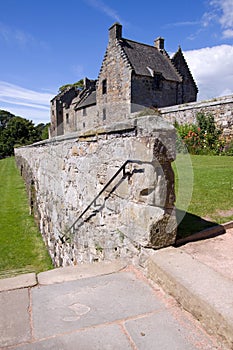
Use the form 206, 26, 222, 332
216, 0, 233, 27
85, 0, 123, 23
1, 104, 51, 125
0, 81, 54, 124
223, 29, 233, 38
207, 0, 233, 37
164, 21, 200, 28
183, 44, 233, 100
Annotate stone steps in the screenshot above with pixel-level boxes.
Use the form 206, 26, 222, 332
147, 247, 233, 348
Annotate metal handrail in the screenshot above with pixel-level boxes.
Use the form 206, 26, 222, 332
67, 159, 144, 234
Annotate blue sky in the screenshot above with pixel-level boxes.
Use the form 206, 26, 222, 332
0, 0, 233, 124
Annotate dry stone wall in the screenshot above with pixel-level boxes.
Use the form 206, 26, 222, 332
15, 116, 177, 267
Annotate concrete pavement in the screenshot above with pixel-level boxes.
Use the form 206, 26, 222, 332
0, 260, 227, 350
1, 228, 233, 350
147, 228, 233, 349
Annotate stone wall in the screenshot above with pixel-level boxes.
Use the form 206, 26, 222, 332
50, 87, 78, 137
160, 95, 233, 139
15, 116, 177, 267
76, 105, 98, 131
96, 39, 132, 125
171, 48, 198, 103
131, 74, 178, 108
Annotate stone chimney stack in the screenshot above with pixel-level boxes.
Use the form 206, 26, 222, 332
109, 22, 122, 44
154, 37, 165, 50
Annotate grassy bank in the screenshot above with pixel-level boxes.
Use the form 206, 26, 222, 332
0, 157, 53, 278
174, 155, 233, 238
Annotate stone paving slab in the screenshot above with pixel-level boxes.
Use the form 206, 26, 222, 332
124, 310, 210, 350
32, 271, 164, 339
0, 289, 31, 348
7, 324, 132, 350
1, 268, 226, 350
0, 273, 37, 292
180, 229, 233, 281
37, 260, 126, 285
147, 247, 233, 348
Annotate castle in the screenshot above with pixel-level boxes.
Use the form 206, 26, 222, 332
50, 23, 198, 137
16, 23, 233, 269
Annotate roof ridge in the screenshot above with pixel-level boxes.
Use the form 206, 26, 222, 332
123, 37, 156, 49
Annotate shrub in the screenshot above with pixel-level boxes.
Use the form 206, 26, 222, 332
175, 113, 225, 155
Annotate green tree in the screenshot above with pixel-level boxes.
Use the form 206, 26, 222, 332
35, 123, 50, 140
58, 79, 84, 93
0, 110, 48, 159
0, 110, 15, 130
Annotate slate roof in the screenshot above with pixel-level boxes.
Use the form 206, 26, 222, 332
120, 39, 182, 83
75, 90, 96, 109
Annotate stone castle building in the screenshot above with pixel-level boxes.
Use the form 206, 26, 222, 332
50, 23, 198, 137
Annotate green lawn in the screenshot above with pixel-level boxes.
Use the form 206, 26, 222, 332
173, 155, 233, 238
0, 157, 53, 278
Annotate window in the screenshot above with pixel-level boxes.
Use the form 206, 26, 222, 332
102, 79, 107, 94
83, 122, 86, 128
103, 108, 106, 120
66, 113, 69, 124
83, 107, 87, 116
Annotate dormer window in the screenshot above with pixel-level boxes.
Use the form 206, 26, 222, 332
102, 79, 107, 94
147, 66, 154, 77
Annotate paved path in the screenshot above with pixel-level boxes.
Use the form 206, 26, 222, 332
180, 228, 233, 281
0, 262, 226, 350
147, 228, 233, 350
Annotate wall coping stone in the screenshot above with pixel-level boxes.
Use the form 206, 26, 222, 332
159, 94, 233, 114
16, 116, 174, 149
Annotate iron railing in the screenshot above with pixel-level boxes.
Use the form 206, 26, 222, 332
67, 159, 146, 234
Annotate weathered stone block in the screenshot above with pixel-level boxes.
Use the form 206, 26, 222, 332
15, 116, 177, 267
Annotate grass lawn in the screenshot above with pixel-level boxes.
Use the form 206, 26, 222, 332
0, 157, 53, 278
173, 155, 233, 238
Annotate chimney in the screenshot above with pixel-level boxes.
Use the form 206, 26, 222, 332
154, 37, 165, 50
109, 22, 122, 44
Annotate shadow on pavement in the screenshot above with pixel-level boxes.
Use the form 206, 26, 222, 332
175, 209, 225, 245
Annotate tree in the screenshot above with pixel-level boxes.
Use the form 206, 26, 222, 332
35, 123, 50, 140
58, 79, 84, 93
0, 110, 15, 130
0, 110, 49, 159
